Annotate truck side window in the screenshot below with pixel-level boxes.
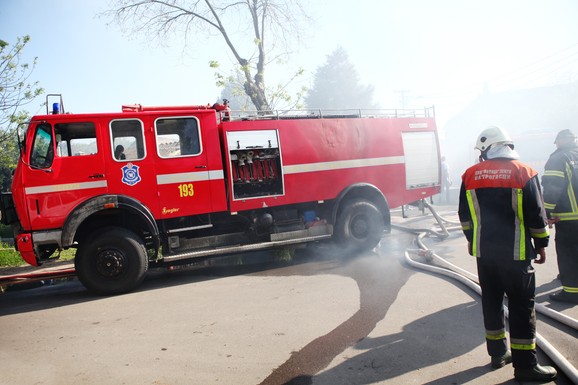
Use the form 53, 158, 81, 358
110, 119, 145, 161
30, 123, 54, 169
54, 122, 97, 157
155, 117, 201, 158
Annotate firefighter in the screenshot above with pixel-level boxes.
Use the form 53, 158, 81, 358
458, 126, 557, 382
114, 145, 126, 160
542, 129, 578, 304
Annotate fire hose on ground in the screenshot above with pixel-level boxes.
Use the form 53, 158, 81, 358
393, 201, 578, 384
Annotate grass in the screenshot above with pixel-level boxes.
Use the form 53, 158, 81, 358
0, 244, 76, 267
0, 246, 26, 267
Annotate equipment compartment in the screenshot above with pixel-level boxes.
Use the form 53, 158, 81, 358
227, 130, 284, 199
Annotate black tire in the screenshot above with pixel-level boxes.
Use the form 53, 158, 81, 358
75, 227, 148, 295
334, 199, 384, 254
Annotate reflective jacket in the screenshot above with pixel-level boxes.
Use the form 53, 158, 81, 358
458, 158, 549, 260
542, 143, 578, 221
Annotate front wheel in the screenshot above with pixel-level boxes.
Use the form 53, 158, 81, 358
75, 227, 148, 295
334, 199, 384, 255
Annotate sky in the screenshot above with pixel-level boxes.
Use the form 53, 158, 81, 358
3, 0, 578, 131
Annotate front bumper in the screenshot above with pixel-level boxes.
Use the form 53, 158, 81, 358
15, 233, 38, 266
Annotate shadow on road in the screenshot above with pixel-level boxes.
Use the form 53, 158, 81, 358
286, 302, 486, 385
258, 246, 413, 385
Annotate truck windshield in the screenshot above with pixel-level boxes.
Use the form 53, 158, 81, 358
30, 123, 54, 169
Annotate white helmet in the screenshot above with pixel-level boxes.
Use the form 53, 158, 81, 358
475, 126, 513, 152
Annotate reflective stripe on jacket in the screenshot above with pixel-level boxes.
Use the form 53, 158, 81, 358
542, 143, 578, 221
458, 159, 549, 260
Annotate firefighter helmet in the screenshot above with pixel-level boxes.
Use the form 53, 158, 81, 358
475, 126, 513, 152
554, 129, 576, 144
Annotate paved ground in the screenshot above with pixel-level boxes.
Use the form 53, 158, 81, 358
310, 205, 578, 385
0, 203, 576, 385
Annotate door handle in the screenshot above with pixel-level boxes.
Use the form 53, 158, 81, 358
89, 173, 104, 179
195, 165, 207, 169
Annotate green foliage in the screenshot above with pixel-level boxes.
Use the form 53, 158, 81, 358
213, 64, 307, 111
215, 70, 254, 110
305, 47, 379, 110
0, 36, 44, 190
0, 36, 44, 132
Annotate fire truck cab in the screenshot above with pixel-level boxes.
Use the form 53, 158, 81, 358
1, 97, 441, 295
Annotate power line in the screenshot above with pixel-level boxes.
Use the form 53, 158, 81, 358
492, 49, 578, 90
420, 42, 578, 100
489, 42, 578, 82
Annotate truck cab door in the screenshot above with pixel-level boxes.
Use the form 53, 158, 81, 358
23, 120, 107, 230
153, 114, 217, 219
104, 117, 159, 216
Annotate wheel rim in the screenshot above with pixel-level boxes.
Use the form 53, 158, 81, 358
96, 248, 128, 278
350, 213, 370, 240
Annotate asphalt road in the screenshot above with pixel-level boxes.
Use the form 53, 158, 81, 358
0, 205, 576, 385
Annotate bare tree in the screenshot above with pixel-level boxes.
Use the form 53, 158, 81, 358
106, 0, 309, 111
213, 64, 306, 111
0, 36, 43, 142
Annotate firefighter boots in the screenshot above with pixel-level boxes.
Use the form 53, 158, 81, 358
514, 364, 557, 382
491, 350, 512, 369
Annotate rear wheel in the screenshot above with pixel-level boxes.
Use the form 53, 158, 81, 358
75, 227, 148, 295
334, 199, 384, 254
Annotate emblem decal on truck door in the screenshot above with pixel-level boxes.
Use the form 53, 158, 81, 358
121, 163, 142, 186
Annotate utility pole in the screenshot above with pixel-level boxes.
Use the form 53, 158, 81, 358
394, 89, 410, 110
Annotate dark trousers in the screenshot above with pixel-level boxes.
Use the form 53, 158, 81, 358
555, 221, 578, 292
476, 258, 537, 368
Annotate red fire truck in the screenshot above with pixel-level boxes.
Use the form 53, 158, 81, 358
1, 96, 441, 295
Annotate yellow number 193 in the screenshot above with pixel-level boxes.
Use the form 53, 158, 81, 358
178, 183, 194, 198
